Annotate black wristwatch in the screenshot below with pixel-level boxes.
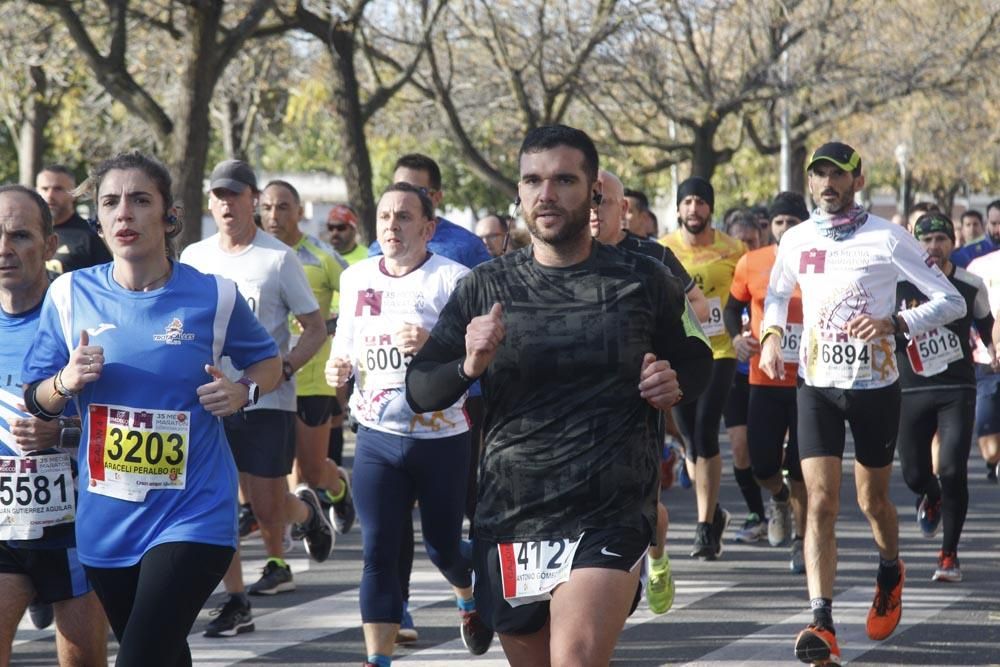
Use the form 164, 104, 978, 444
282, 360, 294, 381
236, 377, 260, 407
58, 417, 82, 448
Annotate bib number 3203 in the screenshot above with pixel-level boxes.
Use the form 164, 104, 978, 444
497, 535, 583, 607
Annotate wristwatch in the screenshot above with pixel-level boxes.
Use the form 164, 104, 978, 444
236, 377, 260, 407
282, 359, 294, 381
58, 417, 82, 449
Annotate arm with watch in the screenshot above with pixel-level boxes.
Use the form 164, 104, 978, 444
197, 356, 283, 416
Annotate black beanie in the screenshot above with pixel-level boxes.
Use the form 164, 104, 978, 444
769, 192, 810, 222
677, 177, 714, 210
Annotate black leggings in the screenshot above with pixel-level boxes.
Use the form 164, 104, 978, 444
897, 388, 975, 553
747, 385, 802, 482
86, 542, 234, 667
673, 358, 736, 460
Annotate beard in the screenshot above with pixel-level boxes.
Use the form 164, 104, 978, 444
525, 198, 592, 247
814, 187, 856, 214
681, 213, 709, 235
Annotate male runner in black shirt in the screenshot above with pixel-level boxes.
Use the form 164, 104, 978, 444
407, 125, 712, 666
36, 165, 112, 274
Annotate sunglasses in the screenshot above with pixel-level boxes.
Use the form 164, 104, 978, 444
327, 223, 351, 232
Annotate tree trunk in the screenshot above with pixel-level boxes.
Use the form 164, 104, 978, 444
329, 24, 377, 247
788, 142, 807, 196
17, 65, 51, 186
172, 3, 224, 251
688, 124, 719, 180
220, 98, 249, 162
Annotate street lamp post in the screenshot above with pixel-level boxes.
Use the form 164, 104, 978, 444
895, 142, 910, 219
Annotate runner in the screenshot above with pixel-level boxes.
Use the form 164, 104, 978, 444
896, 213, 995, 584
324, 203, 367, 466
35, 165, 112, 276
661, 176, 746, 560
759, 142, 965, 665
260, 180, 356, 538
0, 185, 107, 667
21, 152, 284, 665
406, 125, 713, 666
724, 192, 809, 572
722, 213, 767, 544
950, 210, 994, 268
326, 182, 488, 667
181, 159, 333, 635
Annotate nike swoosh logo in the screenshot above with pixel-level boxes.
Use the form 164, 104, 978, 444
86, 323, 117, 337
600, 547, 622, 558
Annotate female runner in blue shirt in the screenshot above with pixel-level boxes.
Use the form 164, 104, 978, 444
22, 152, 282, 667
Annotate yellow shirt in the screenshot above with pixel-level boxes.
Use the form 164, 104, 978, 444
661, 228, 745, 359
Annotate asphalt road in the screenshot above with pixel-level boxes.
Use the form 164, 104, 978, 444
12, 432, 1000, 666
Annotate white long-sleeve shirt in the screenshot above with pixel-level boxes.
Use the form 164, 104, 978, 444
763, 214, 965, 389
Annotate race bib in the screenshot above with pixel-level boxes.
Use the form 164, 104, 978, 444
0, 454, 75, 540
357, 329, 410, 391
806, 331, 872, 386
702, 297, 724, 337
780, 323, 803, 364
87, 404, 190, 502
906, 327, 963, 377
498, 535, 583, 607
237, 281, 262, 317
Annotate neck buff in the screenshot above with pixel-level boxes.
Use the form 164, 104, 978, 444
812, 203, 868, 241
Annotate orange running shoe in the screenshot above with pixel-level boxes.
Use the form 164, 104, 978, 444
866, 559, 905, 640
794, 624, 841, 665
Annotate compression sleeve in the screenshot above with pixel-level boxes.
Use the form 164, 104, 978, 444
724, 296, 749, 339
405, 337, 472, 413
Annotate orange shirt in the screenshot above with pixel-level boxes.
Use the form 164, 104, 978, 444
730, 245, 803, 387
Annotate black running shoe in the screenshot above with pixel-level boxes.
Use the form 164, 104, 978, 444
203, 596, 255, 638
293, 485, 334, 562
247, 560, 295, 595
460, 609, 493, 655
690, 522, 713, 558
707, 505, 731, 560
238, 503, 259, 538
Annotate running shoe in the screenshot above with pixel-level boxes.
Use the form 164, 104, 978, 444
790, 537, 806, 574
734, 512, 767, 543
204, 596, 255, 637
330, 473, 356, 535
293, 484, 335, 562
27, 601, 53, 629
460, 609, 493, 655
866, 559, 905, 640
707, 505, 731, 559
988, 461, 998, 484
396, 601, 418, 643
794, 624, 840, 665
248, 560, 295, 595
690, 522, 713, 558
768, 497, 792, 546
238, 503, 259, 538
932, 550, 962, 583
916, 495, 941, 538
646, 552, 675, 614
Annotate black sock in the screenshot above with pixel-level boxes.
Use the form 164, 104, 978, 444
774, 483, 790, 503
878, 556, 900, 589
810, 597, 834, 631
734, 466, 766, 517
232, 592, 249, 605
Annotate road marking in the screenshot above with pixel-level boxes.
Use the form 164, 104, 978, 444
394, 579, 738, 665
683, 586, 971, 665
187, 571, 454, 666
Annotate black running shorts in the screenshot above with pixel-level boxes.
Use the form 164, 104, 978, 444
223, 409, 296, 478
0, 541, 92, 604
473, 525, 649, 635
296, 395, 335, 427
796, 380, 900, 469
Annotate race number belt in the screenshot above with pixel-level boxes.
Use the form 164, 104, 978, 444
358, 329, 410, 390
805, 331, 872, 386
906, 327, 963, 377
702, 297, 724, 337
498, 535, 583, 607
0, 454, 75, 540
780, 323, 803, 364
87, 404, 190, 502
